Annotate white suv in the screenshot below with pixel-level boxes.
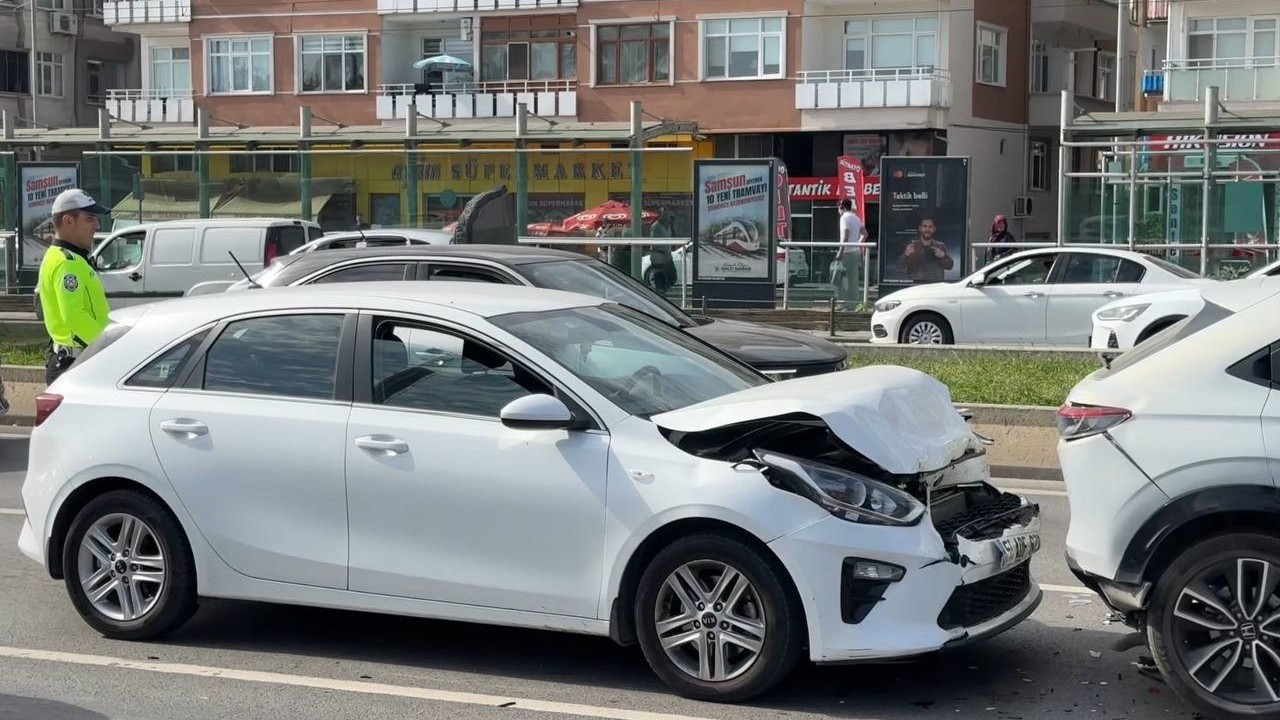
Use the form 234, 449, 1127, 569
1061, 275, 1280, 719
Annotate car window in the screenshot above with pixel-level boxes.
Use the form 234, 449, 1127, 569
126, 330, 209, 388
312, 263, 410, 284
369, 318, 551, 416
150, 228, 196, 266
307, 226, 324, 242
985, 254, 1057, 286
428, 265, 509, 283
94, 231, 145, 271
203, 314, 344, 400
322, 238, 362, 250
268, 226, 310, 255
1143, 254, 1201, 279
364, 236, 412, 247
1059, 254, 1145, 284
519, 260, 694, 328
201, 227, 261, 265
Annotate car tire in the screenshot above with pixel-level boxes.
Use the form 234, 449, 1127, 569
634, 533, 804, 702
899, 312, 954, 345
1147, 533, 1280, 720
63, 490, 198, 641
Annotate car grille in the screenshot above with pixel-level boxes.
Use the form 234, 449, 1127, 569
932, 492, 1030, 542
937, 562, 1032, 630
1107, 332, 1119, 349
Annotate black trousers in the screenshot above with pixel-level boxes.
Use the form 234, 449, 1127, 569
45, 351, 74, 385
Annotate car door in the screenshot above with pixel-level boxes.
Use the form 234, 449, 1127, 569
345, 313, 610, 617
149, 311, 355, 589
91, 230, 148, 306
142, 226, 199, 299
960, 253, 1058, 344
1045, 254, 1144, 345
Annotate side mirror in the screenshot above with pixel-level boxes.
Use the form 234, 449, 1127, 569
500, 393, 576, 431
967, 275, 986, 288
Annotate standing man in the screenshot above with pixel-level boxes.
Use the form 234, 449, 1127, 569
901, 216, 954, 284
837, 198, 868, 307
38, 189, 110, 384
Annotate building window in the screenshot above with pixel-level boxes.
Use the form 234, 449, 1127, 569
842, 16, 936, 73
595, 23, 670, 86
36, 0, 66, 9
207, 36, 273, 94
90, 0, 104, 15
298, 34, 365, 93
1188, 17, 1276, 63
0, 50, 29, 95
150, 46, 191, 94
1031, 40, 1050, 92
87, 59, 123, 105
702, 17, 784, 80
152, 155, 195, 173
976, 23, 1006, 86
230, 153, 298, 173
480, 17, 577, 83
1097, 52, 1115, 101
1029, 140, 1049, 192
36, 52, 62, 97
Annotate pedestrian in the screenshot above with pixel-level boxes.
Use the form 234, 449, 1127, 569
985, 214, 1015, 264
37, 189, 110, 384
835, 198, 867, 306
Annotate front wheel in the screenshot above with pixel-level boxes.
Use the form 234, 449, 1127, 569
63, 490, 198, 641
634, 533, 803, 702
900, 313, 954, 345
1148, 533, 1280, 720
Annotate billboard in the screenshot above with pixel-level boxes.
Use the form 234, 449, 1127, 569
878, 156, 970, 291
693, 160, 774, 282
19, 162, 80, 269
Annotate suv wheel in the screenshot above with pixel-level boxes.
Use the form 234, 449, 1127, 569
1149, 534, 1280, 719
634, 533, 803, 702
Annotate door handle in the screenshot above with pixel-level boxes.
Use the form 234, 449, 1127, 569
128, 272, 142, 282
354, 435, 410, 456
1104, 291, 1125, 298
159, 419, 208, 437
1023, 291, 1044, 298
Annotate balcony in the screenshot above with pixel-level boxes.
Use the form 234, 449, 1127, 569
795, 67, 951, 110
103, 0, 190, 25
376, 80, 577, 120
106, 90, 194, 124
1165, 58, 1280, 103
377, 0, 575, 14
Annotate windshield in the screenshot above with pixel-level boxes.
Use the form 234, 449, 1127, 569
520, 260, 695, 328
1098, 299, 1233, 377
492, 303, 767, 418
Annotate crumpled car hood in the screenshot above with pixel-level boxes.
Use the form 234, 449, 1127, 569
651, 365, 977, 475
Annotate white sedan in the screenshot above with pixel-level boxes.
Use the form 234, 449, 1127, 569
871, 247, 1208, 346
19, 281, 1040, 702
1091, 256, 1280, 351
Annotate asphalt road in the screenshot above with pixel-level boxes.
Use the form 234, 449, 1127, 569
0, 437, 1198, 720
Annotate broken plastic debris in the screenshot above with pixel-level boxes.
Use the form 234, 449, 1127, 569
1090, 650, 1103, 659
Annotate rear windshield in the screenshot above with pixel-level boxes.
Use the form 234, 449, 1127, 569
71, 322, 132, 369
1097, 299, 1232, 377
269, 226, 310, 255
1143, 255, 1202, 279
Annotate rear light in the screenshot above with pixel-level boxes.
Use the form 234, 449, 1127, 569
34, 393, 63, 426
1056, 403, 1131, 440
264, 239, 280, 265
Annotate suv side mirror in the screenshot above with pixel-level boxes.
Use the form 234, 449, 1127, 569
967, 275, 986, 288
500, 394, 576, 431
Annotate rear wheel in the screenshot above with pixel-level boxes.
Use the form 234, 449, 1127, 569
1148, 533, 1280, 720
900, 312, 954, 345
634, 534, 803, 702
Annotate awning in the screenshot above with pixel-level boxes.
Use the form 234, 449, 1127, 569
213, 193, 336, 218
110, 193, 206, 222
212, 176, 351, 219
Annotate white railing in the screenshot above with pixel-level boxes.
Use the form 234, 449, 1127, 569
1164, 56, 1280, 102
795, 67, 951, 109
378, 0, 576, 13
376, 80, 577, 120
103, 0, 190, 24
106, 89, 194, 124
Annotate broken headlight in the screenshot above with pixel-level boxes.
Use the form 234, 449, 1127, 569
753, 450, 924, 526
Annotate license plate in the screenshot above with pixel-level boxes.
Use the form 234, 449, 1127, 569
997, 532, 1041, 571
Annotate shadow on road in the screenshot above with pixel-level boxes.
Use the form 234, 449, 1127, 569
0, 439, 28, 474
0, 694, 109, 720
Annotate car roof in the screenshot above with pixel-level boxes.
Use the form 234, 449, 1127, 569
1005, 246, 1165, 262
320, 228, 451, 240
272, 243, 588, 275
110, 218, 319, 235
114, 279, 608, 327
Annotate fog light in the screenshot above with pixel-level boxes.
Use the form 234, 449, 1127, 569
850, 560, 905, 582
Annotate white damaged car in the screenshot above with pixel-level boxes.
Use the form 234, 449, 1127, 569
18, 282, 1041, 701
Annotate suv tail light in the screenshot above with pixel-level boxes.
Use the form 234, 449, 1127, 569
264, 239, 280, 266
34, 393, 63, 426
1057, 403, 1131, 440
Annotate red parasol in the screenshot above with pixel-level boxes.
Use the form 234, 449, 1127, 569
559, 200, 658, 233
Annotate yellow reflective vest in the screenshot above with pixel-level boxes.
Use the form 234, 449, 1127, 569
38, 243, 109, 349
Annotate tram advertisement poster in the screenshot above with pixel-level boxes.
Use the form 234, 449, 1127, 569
693, 160, 773, 282
18, 162, 80, 269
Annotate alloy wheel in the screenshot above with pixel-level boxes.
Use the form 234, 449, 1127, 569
906, 321, 945, 344
77, 512, 166, 622
1171, 557, 1280, 705
653, 560, 767, 683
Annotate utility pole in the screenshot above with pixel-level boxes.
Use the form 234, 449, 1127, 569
1116, 0, 1128, 112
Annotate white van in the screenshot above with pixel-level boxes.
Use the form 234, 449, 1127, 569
37, 218, 322, 314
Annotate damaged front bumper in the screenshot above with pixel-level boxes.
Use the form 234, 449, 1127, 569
769, 462, 1043, 664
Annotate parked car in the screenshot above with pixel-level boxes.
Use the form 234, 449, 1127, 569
208, 245, 849, 380
871, 247, 1208, 346
642, 242, 809, 289
20, 281, 1041, 701
290, 228, 452, 253
34, 218, 323, 319
1091, 257, 1280, 351
1060, 275, 1280, 719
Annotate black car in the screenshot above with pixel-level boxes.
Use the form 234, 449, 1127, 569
222, 245, 849, 379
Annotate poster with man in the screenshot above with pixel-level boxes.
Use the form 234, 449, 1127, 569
19, 163, 80, 268
878, 156, 969, 292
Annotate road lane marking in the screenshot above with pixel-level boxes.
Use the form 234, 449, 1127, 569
0, 509, 22, 515
0, 645, 725, 720
998, 487, 1068, 497
1040, 583, 1092, 594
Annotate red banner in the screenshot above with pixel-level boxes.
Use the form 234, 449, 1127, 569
774, 161, 791, 242
836, 155, 867, 218
785, 174, 881, 202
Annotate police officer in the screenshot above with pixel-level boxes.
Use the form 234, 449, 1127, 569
37, 189, 110, 384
